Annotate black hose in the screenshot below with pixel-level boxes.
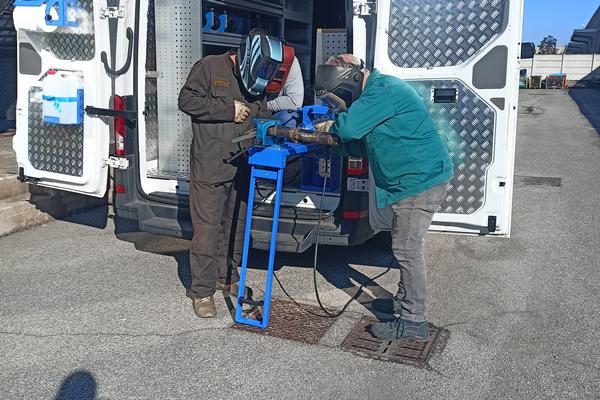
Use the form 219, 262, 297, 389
274, 153, 393, 318
311, 156, 339, 316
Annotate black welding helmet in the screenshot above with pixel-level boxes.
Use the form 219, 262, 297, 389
238, 34, 284, 96
314, 58, 365, 112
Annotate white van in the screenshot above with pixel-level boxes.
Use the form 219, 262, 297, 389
12, 0, 524, 251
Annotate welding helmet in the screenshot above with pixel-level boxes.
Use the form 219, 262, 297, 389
314, 57, 365, 112
238, 34, 284, 96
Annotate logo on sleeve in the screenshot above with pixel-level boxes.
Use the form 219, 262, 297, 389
213, 78, 231, 88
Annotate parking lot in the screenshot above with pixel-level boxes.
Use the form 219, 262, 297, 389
1, 89, 599, 399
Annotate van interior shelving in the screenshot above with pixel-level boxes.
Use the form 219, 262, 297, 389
142, 0, 348, 217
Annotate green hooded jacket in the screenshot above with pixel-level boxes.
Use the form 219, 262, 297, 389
330, 69, 454, 209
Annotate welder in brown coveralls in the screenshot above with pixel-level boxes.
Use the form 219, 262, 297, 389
178, 33, 284, 318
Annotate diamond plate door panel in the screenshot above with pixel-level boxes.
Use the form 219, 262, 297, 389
27, 88, 84, 177
145, 0, 157, 73
144, 0, 159, 165
388, 0, 508, 68
407, 80, 495, 214
145, 78, 159, 163
26, 0, 95, 61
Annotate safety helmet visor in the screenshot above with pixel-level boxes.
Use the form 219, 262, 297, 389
314, 64, 364, 113
239, 35, 284, 96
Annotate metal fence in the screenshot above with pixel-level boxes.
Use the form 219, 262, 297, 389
520, 54, 600, 83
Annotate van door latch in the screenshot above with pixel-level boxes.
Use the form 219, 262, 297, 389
103, 156, 129, 170
100, 6, 125, 19
353, 1, 375, 16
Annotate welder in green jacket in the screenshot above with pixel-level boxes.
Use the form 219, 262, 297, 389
315, 54, 454, 342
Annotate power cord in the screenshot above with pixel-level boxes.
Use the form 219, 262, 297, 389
273, 151, 393, 318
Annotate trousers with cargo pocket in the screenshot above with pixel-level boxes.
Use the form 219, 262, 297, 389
177, 52, 269, 299
187, 166, 250, 299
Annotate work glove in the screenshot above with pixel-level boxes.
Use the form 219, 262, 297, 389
234, 100, 251, 124
313, 120, 335, 133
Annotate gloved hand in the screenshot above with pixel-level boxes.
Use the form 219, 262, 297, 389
234, 100, 251, 123
313, 120, 335, 132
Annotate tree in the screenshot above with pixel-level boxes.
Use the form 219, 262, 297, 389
538, 35, 558, 55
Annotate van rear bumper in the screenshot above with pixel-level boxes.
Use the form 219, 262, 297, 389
114, 150, 367, 253
114, 173, 352, 253
116, 196, 351, 253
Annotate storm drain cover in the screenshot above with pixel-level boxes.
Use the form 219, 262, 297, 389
232, 299, 338, 344
514, 175, 562, 187
341, 317, 449, 368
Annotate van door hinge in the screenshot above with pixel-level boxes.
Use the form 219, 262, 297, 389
103, 156, 129, 169
353, 0, 375, 16
100, 6, 125, 19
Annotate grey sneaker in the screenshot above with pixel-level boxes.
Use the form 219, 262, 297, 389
192, 295, 217, 318
368, 318, 430, 342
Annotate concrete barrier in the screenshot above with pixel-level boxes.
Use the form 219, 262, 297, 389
520, 54, 600, 85
0, 177, 107, 237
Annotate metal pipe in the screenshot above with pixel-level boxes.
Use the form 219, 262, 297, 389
266, 126, 339, 147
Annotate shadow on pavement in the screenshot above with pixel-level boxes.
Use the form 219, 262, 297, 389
248, 242, 397, 319
569, 82, 600, 137
113, 212, 398, 319
59, 205, 109, 230
55, 370, 96, 400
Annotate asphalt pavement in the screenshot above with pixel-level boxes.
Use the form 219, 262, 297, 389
1, 90, 599, 399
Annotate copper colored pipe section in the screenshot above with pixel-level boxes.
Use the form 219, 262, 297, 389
267, 126, 339, 147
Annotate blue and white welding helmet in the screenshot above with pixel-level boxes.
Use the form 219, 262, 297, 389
238, 34, 284, 96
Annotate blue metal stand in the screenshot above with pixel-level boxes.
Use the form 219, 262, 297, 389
235, 127, 313, 329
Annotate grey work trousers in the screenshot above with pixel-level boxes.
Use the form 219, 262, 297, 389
187, 167, 249, 299
391, 181, 450, 323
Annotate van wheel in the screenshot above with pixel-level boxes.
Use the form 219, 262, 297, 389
369, 231, 392, 249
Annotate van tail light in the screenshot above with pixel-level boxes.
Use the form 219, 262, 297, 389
342, 210, 369, 220
347, 157, 368, 176
114, 95, 126, 156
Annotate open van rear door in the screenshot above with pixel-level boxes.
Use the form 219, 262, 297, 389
12, 0, 124, 197
363, 0, 524, 236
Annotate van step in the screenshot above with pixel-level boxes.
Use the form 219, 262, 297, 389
137, 215, 193, 240
250, 229, 316, 253
251, 214, 337, 237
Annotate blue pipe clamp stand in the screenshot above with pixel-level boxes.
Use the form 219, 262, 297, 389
235, 119, 319, 329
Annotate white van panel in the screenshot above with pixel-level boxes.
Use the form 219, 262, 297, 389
369, 0, 524, 236
12, 0, 122, 197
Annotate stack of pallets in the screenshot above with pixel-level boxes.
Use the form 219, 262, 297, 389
529, 75, 542, 89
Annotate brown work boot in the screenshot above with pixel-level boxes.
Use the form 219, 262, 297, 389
192, 295, 216, 318
216, 279, 254, 299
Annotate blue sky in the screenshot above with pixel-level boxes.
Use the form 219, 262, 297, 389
522, 0, 599, 45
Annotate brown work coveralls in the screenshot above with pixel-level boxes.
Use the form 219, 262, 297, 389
178, 52, 269, 298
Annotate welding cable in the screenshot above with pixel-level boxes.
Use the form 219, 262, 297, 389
311, 155, 338, 316
311, 153, 360, 317
273, 153, 393, 318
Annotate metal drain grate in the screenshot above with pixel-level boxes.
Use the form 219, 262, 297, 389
232, 299, 338, 344
341, 317, 449, 368
514, 175, 562, 187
